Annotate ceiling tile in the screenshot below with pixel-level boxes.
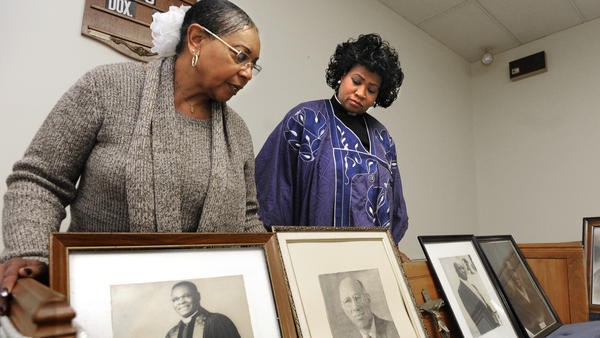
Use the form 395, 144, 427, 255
572, 0, 600, 21
478, 0, 583, 43
419, 2, 519, 62
378, 0, 466, 24
377, 0, 600, 62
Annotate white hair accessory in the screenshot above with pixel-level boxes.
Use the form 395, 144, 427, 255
150, 5, 191, 57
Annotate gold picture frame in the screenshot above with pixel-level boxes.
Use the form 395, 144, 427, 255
273, 226, 428, 338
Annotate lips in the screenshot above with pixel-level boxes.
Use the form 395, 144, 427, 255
228, 83, 242, 94
177, 305, 191, 312
348, 99, 363, 108
352, 310, 367, 320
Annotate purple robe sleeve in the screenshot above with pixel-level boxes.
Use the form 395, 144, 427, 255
390, 158, 409, 243
255, 109, 298, 226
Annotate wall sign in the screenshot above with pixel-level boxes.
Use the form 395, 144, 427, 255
82, 0, 194, 62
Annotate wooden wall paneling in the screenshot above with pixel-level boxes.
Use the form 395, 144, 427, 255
518, 242, 588, 324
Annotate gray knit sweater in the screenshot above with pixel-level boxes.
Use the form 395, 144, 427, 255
1, 56, 264, 262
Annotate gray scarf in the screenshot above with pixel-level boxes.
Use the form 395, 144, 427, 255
125, 56, 231, 232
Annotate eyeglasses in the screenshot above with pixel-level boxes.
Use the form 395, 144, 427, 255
201, 26, 262, 76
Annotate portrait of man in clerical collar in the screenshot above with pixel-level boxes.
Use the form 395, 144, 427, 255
109, 275, 253, 338
441, 255, 500, 336
165, 281, 241, 338
319, 269, 399, 338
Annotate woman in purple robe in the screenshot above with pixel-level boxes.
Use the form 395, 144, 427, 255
255, 33, 409, 246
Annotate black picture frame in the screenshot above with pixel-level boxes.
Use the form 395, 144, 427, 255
477, 235, 561, 337
418, 234, 522, 338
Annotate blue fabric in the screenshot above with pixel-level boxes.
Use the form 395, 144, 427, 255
547, 321, 600, 337
255, 99, 409, 243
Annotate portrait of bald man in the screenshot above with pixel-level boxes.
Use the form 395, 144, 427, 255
319, 269, 399, 338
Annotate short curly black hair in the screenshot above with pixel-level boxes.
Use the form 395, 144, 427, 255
326, 33, 404, 108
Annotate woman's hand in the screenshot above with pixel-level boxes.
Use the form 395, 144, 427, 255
0, 258, 48, 315
397, 246, 411, 263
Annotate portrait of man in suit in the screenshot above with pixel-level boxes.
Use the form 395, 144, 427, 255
500, 259, 554, 336
451, 256, 500, 336
338, 276, 400, 338
165, 281, 240, 338
319, 269, 399, 338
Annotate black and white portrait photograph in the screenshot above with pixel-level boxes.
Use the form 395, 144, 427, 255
110, 275, 253, 338
592, 226, 600, 305
478, 236, 560, 337
440, 255, 501, 337
420, 235, 530, 337
318, 269, 400, 338
275, 229, 427, 337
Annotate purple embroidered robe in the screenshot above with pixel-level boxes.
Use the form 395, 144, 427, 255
255, 99, 408, 243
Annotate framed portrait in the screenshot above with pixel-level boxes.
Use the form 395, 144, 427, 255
477, 235, 561, 337
583, 216, 600, 313
418, 235, 521, 338
273, 226, 428, 338
49, 232, 296, 338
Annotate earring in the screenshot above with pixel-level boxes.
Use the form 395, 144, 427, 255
191, 52, 199, 68
337, 80, 341, 84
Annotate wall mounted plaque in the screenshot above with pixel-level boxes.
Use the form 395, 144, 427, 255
82, 0, 194, 62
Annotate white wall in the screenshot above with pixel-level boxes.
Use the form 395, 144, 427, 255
0, 1, 476, 259
471, 18, 600, 244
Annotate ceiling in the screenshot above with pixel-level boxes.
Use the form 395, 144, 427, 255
377, 0, 600, 63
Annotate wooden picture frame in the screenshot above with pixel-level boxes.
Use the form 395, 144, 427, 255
477, 235, 561, 337
583, 216, 600, 314
418, 235, 521, 338
49, 232, 296, 338
273, 226, 428, 338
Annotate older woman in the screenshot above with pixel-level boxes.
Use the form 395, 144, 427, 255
256, 33, 408, 245
0, 0, 263, 313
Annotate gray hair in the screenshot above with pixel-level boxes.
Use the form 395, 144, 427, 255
175, 0, 257, 54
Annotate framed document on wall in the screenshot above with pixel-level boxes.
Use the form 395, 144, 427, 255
81, 0, 195, 62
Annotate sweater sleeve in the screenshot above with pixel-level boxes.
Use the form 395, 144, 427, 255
222, 106, 265, 232
1, 70, 104, 262
239, 120, 265, 232
243, 147, 265, 231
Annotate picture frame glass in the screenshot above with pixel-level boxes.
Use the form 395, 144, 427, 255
584, 217, 600, 312
419, 236, 520, 338
477, 236, 561, 337
275, 228, 427, 338
592, 226, 600, 305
